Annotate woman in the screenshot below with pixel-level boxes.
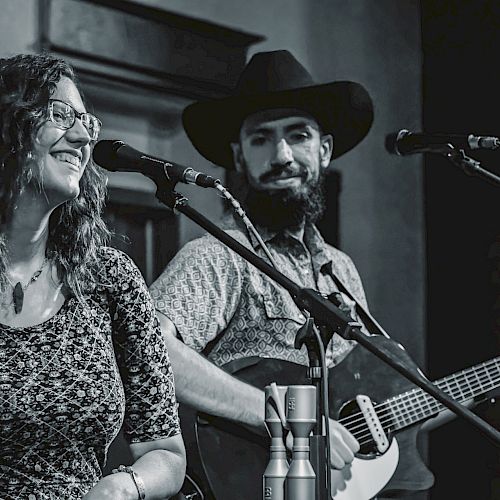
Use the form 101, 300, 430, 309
0, 53, 185, 499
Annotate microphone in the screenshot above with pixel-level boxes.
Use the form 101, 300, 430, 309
92, 140, 219, 188
386, 129, 500, 156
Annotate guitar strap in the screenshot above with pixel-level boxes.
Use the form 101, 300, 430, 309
328, 270, 391, 339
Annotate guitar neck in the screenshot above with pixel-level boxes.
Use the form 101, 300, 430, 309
386, 357, 500, 430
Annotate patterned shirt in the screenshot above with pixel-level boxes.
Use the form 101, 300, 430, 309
0, 247, 180, 500
150, 218, 368, 368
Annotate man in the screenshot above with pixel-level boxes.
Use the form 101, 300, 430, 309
150, 50, 374, 495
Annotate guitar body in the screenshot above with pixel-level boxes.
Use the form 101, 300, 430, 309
328, 337, 434, 498
193, 357, 308, 500
330, 440, 399, 500
183, 337, 435, 499
179, 357, 308, 499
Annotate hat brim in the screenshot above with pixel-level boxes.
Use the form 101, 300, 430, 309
182, 81, 373, 169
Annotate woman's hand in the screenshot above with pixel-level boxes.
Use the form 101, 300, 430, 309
82, 473, 136, 500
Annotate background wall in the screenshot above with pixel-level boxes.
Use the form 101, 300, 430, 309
0, 1, 432, 498
0, 0, 426, 368
0, 0, 425, 352
137, 2, 426, 363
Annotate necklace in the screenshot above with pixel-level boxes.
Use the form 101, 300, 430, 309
5, 258, 48, 314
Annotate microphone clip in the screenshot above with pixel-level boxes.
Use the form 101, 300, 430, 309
443, 147, 500, 188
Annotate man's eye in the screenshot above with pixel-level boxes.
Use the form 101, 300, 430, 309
290, 132, 310, 142
250, 136, 267, 146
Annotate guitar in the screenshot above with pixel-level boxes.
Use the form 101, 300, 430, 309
179, 335, 500, 500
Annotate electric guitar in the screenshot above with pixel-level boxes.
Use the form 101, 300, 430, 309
179, 336, 499, 500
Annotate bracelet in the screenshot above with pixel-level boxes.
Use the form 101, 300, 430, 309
112, 464, 146, 500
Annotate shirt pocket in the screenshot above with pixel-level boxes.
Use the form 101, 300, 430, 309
261, 279, 306, 325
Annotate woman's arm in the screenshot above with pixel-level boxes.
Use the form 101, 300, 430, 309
89, 249, 185, 499
83, 434, 186, 500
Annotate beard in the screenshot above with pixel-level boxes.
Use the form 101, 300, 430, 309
242, 162, 327, 233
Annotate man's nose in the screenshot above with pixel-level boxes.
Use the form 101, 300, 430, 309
271, 138, 293, 167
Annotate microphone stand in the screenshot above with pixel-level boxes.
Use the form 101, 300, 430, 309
294, 317, 331, 500
153, 176, 500, 498
438, 144, 500, 187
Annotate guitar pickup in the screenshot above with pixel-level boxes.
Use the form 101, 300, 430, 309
356, 395, 389, 453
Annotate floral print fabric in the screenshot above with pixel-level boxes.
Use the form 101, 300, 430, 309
0, 247, 180, 499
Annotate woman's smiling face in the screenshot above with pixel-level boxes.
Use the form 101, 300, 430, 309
28, 76, 92, 206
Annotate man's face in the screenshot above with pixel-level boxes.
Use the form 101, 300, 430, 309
230, 108, 333, 231
231, 108, 333, 196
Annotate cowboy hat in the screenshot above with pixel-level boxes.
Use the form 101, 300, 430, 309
182, 50, 373, 169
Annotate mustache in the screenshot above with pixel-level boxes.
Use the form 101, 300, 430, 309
259, 164, 305, 183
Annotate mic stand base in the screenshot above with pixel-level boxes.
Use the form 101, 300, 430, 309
309, 435, 329, 500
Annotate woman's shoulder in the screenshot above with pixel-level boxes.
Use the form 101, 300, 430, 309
96, 246, 132, 263
94, 246, 140, 284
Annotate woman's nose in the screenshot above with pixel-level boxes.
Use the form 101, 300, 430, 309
66, 117, 91, 146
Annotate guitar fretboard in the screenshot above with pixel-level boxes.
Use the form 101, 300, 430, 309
383, 357, 500, 430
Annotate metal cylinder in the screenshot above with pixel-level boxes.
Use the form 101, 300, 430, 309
285, 385, 316, 500
263, 385, 289, 500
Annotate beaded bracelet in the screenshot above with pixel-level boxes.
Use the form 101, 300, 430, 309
112, 464, 146, 500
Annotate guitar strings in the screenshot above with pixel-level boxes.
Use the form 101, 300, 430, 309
385, 366, 500, 424
345, 369, 500, 438
352, 371, 500, 447
339, 359, 500, 433
337, 361, 500, 446
346, 371, 500, 446
338, 357, 500, 430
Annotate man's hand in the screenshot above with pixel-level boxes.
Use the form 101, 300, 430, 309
328, 418, 359, 469
285, 418, 359, 470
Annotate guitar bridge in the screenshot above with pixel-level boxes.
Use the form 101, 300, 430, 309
356, 395, 389, 453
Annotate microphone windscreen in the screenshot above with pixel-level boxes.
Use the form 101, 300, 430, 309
92, 140, 123, 171
385, 132, 400, 154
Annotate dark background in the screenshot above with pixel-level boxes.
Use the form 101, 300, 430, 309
422, 1, 500, 498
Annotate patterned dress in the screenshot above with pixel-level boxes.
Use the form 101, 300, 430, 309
0, 248, 180, 499
150, 218, 369, 368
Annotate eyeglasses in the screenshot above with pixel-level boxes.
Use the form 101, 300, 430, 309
48, 99, 102, 141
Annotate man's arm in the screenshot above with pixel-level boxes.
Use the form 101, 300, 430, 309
158, 313, 359, 467
158, 312, 267, 433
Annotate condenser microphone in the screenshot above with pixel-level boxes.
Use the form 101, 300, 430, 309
93, 140, 219, 188
386, 129, 500, 156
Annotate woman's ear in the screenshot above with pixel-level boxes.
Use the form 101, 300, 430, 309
320, 134, 334, 169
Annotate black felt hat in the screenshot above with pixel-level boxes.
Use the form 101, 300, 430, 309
182, 50, 374, 169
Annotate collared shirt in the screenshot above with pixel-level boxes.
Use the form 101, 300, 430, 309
150, 217, 369, 368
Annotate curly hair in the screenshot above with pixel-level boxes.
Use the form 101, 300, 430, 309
0, 53, 110, 300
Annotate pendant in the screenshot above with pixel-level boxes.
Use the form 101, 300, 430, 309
13, 282, 24, 314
